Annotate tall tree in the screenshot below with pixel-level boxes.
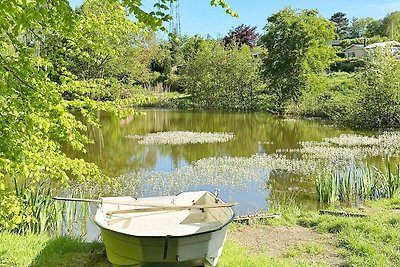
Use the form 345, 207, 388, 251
259, 8, 335, 114
223, 24, 260, 48
365, 19, 384, 37
330, 12, 349, 39
381, 11, 400, 40
0, 0, 237, 187
349, 17, 378, 38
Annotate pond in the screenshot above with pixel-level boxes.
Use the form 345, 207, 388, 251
68, 109, 375, 215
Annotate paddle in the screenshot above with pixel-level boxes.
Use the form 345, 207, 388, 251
53, 197, 237, 216
53, 196, 179, 207
105, 202, 238, 217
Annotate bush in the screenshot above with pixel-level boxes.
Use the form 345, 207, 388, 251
341, 50, 400, 128
330, 58, 366, 72
294, 72, 355, 119
181, 41, 262, 111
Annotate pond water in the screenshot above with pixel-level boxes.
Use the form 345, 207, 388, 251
68, 109, 370, 215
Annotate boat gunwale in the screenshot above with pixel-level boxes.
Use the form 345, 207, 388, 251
94, 191, 236, 239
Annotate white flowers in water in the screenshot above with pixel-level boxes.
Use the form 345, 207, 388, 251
295, 132, 400, 160
126, 131, 235, 145
77, 131, 400, 197
115, 154, 319, 196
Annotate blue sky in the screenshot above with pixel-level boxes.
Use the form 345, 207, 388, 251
69, 0, 400, 37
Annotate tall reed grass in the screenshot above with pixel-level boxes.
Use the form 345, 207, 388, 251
316, 161, 400, 205
10, 181, 89, 235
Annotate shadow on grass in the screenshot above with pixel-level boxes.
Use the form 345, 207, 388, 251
31, 236, 112, 267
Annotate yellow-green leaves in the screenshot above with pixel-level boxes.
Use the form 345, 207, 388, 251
210, 0, 239, 17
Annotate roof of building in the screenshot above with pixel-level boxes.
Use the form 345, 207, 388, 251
364, 41, 400, 49
343, 44, 365, 51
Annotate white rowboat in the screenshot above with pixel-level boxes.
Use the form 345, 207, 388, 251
94, 191, 236, 267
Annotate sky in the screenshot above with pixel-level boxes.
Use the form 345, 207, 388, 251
69, 0, 400, 37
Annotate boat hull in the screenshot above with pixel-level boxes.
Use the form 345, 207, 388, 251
101, 226, 228, 267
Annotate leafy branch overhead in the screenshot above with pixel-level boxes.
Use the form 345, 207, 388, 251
0, 0, 237, 188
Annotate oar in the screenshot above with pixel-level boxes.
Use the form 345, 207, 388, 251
53, 196, 174, 207
53, 197, 237, 211
106, 202, 238, 217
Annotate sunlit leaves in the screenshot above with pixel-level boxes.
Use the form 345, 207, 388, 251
259, 7, 335, 113
0, 0, 237, 189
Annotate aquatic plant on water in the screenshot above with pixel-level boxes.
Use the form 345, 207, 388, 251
126, 131, 235, 145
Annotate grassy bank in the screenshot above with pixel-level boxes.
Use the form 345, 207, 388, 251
2, 197, 399, 267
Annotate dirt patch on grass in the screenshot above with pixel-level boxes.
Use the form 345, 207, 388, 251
229, 225, 346, 266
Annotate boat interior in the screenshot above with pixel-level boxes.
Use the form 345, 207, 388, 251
95, 191, 234, 237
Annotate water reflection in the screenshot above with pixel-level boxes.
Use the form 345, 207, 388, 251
67, 109, 360, 214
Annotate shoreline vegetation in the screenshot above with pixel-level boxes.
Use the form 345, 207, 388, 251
2, 0, 400, 266
1, 197, 399, 267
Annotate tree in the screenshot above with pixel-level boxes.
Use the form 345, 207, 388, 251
223, 24, 260, 48
182, 41, 261, 110
259, 8, 335, 113
343, 50, 400, 128
381, 11, 400, 40
0, 0, 237, 188
349, 17, 378, 38
365, 19, 384, 37
330, 12, 349, 39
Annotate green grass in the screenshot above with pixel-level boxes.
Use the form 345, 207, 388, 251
282, 242, 326, 258
1, 197, 399, 267
298, 198, 400, 267
219, 241, 326, 267
0, 233, 48, 267
0, 234, 106, 267
316, 162, 400, 205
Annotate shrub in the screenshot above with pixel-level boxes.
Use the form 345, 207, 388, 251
341, 50, 400, 128
182, 41, 262, 111
295, 72, 355, 119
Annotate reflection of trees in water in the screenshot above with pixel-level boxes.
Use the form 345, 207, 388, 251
267, 172, 318, 210
64, 109, 358, 186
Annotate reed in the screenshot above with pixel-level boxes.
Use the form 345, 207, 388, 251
316, 161, 400, 205
10, 182, 89, 235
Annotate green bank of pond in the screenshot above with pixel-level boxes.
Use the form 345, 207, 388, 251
67, 109, 380, 213
2, 197, 399, 267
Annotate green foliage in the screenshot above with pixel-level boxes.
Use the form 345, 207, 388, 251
330, 12, 349, 39
0, 191, 35, 232
348, 17, 380, 38
0, 183, 88, 234
341, 50, 400, 128
381, 11, 400, 40
316, 162, 400, 205
259, 8, 335, 113
329, 58, 366, 72
182, 40, 262, 111
294, 72, 355, 119
0, 0, 238, 190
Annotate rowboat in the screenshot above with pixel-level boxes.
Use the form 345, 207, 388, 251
93, 191, 236, 267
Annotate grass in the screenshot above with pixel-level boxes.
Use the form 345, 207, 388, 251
297, 197, 400, 267
316, 162, 400, 205
282, 242, 326, 258
2, 197, 399, 267
0, 234, 105, 267
1, 182, 89, 235
0, 233, 48, 267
